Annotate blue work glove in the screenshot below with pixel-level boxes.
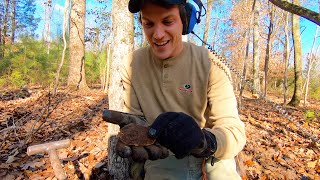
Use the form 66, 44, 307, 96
148, 112, 217, 159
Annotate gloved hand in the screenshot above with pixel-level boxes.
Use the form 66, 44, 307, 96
148, 112, 217, 159
116, 140, 169, 162
115, 125, 169, 162
103, 110, 169, 162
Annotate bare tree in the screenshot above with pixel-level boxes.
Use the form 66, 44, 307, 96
43, 0, 53, 54
53, 0, 70, 95
67, 0, 88, 90
304, 27, 319, 106
107, 0, 134, 179
202, 0, 213, 46
238, 0, 254, 108
268, 0, 320, 26
263, 3, 275, 97
10, 0, 16, 43
0, 1, 3, 57
283, 11, 290, 104
3, 0, 9, 45
102, 44, 111, 93
288, 0, 303, 107
252, 0, 261, 97
239, 29, 251, 109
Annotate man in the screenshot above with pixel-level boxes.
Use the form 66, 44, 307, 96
120, 0, 246, 179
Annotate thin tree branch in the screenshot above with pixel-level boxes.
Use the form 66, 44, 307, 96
268, 0, 320, 26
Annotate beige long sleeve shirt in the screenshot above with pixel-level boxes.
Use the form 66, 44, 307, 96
121, 42, 246, 160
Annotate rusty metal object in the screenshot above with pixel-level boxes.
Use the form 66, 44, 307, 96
103, 110, 169, 160
118, 124, 155, 146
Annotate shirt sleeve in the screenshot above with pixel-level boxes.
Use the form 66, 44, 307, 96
205, 53, 246, 159
121, 53, 144, 116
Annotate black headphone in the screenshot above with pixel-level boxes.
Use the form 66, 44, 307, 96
182, 0, 205, 35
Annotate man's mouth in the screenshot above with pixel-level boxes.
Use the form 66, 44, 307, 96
154, 40, 169, 47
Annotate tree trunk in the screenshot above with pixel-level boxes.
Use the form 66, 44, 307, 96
252, 0, 261, 97
283, 12, 290, 104
268, 0, 320, 26
210, 18, 219, 50
44, 0, 53, 54
53, 0, 70, 95
67, 0, 88, 90
264, 4, 275, 97
304, 26, 318, 106
3, 0, 9, 45
0, 23, 2, 58
239, 30, 250, 109
10, 0, 16, 43
107, 0, 134, 179
288, 0, 303, 107
202, 0, 213, 46
103, 44, 111, 93
100, 45, 107, 90
0, 1, 3, 57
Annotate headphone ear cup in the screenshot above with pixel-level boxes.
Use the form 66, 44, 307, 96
128, 0, 141, 13
183, 3, 198, 35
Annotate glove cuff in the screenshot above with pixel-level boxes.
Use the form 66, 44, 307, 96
191, 129, 217, 158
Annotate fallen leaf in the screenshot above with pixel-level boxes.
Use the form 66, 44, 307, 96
306, 149, 315, 156
6, 150, 19, 164
78, 162, 88, 173
244, 160, 254, 167
307, 160, 317, 168
316, 160, 320, 173
94, 162, 106, 169
21, 160, 45, 170
284, 169, 298, 179
2, 174, 15, 180
88, 154, 95, 163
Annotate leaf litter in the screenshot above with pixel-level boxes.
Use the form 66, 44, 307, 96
0, 88, 319, 179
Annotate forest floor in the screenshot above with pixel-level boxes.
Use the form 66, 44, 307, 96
0, 87, 319, 180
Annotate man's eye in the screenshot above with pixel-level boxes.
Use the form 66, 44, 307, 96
163, 21, 173, 25
143, 22, 153, 28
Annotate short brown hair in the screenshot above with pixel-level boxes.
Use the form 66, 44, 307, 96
139, 1, 188, 34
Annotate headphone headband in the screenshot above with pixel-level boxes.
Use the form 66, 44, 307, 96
183, 0, 205, 34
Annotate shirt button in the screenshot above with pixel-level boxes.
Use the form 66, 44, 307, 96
164, 64, 169, 68
164, 74, 168, 78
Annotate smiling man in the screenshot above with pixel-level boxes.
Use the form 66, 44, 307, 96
140, 2, 184, 60
119, 0, 246, 179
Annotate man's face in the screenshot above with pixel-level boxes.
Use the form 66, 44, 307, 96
141, 3, 184, 60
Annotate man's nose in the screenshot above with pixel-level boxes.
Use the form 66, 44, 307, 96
153, 25, 165, 40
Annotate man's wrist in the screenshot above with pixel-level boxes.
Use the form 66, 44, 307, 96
203, 129, 217, 153
191, 129, 217, 158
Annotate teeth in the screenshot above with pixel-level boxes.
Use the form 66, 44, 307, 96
155, 41, 168, 46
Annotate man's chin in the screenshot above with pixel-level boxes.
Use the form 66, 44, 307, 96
152, 49, 170, 60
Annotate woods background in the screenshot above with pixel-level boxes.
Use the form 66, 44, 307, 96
0, 0, 320, 179
0, 0, 319, 105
